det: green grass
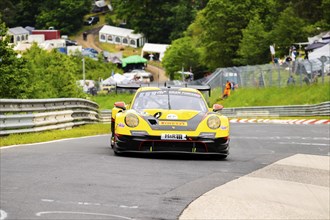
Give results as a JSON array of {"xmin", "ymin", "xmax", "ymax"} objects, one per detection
[
  {"xmin": 91, "ymin": 93, "xmax": 135, "ymax": 110},
  {"xmin": 216, "ymin": 83, "xmax": 330, "ymax": 107},
  {"xmin": 0, "ymin": 124, "xmax": 110, "ymax": 147},
  {"xmin": 93, "ymin": 83, "xmax": 330, "ymax": 110}
]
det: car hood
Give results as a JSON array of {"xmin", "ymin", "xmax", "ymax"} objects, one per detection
[
  {"xmin": 138, "ymin": 109, "xmax": 204, "ymax": 120},
  {"xmin": 133, "ymin": 109, "xmax": 207, "ymax": 131}
]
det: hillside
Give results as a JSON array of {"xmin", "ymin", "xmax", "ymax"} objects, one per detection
[{"xmin": 73, "ymin": 24, "xmax": 169, "ymax": 82}]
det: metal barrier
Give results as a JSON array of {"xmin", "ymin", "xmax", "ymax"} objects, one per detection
[
  {"xmin": 0, "ymin": 98, "xmax": 100, "ymax": 135},
  {"xmin": 1, "ymin": 98, "xmax": 328, "ymax": 136}
]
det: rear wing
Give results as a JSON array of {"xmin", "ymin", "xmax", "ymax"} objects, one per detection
[{"xmin": 113, "ymin": 83, "xmax": 211, "ymax": 96}]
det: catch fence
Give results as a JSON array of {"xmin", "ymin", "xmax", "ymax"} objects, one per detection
[{"xmin": 202, "ymin": 56, "xmax": 330, "ymax": 90}]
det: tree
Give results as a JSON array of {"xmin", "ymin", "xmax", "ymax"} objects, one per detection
[
  {"xmin": 0, "ymin": 0, "xmax": 17, "ymax": 27},
  {"xmin": 23, "ymin": 45, "xmax": 85, "ymax": 98},
  {"xmin": 194, "ymin": 0, "xmax": 253, "ymax": 69},
  {"xmin": 321, "ymin": 0, "xmax": 330, "ymax": 30},
  {"xmin": 236, "ymin": 15, "xmax": 270, "ymax": 65},
  {"xmin": 13, "ymin": 0, "xmax": 44, "ymax": 27},
  {"xmin": 36, "ymin": 0, "xmax": 91, "ymax": 34},
  {"xmin": 0, "ymin": 19, "xmax": 32, "ymax": 98},
  {"xmin": 167, "ymin": 0, "xmax": 205, "ymax": 41},
  {"xmin": 270, "ymin": 6, "xmax": 307, "ymax": 57},
  {"xmin": 113, "ymin": 0, "xmax": 176, "ymax": 43},
  {"xmin": 162, "ymin": 36, "xmax": 202, "ymax": 79},
  {"xmin": 112, "ymin": 0, "xmax": 209, "ymax": 43}
]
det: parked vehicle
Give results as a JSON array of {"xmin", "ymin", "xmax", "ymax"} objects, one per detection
[
  {"xmin": 84, "ymin": 48, "xmax": 98, "ymax": 54},
  {"xmin": 84, "ymin": 16, "xmax": 100, "ymax": 25},
  {"xmin": 65, "ymin": 39, "xmax": 78, "ymax": 46},
  {"xmin": 131, "ymin": 69, "xmax": 154, "ymax": 82}
]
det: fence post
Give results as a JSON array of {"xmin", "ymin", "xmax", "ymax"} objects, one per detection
[
  {"xmin": 307, "ymin": 59, "xmax": 313, "ymax": 84},
  {"xmin": 277, "ymin": 63, "xmax": 281, "ymax": 87},
  {"xmin": 299, "ymin": 60, "xmax": 303, "ymax": 86},
  {"xmin": 319, "ymin": 56, "xmax": 327, "ymax": 85},
  {"xmin": 269, "ymin": 68, "xmax": 272, "ymax": 87}
]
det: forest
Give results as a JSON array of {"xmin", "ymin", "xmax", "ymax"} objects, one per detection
[{"xmin": 1, "ymin": 0, "xmax": 329, "ymax": 98}]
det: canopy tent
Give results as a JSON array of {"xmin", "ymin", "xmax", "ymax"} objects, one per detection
[
  {"xmin": 121, "ymin": 55, "xmax": 147, "ymax": 67},
  {"xmin": 99, "ymin": 25, "xmax": 146, "ymax": 48},
  {"xmin": 305, "ymin": 42, "xmax": 327, "ymax": 51},
  {"xmin": 141, "ymin": 43, "xmax": 170, "ymax": 61},
  {"xmin": 102, "ymin": 76, "xmax": 116, "ymax": 85},
  {"xmin": 308, "ymin": 43, "xmax": 330, "ymax": 60}
]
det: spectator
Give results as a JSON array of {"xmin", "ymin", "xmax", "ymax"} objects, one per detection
[
  {"xmin": 231, "ymin": 81, "xmax": 237, "ymax": 90},
  {"xmin": 221, "ymin": 80, "xmax": 231, "ymax": 99},
  {"xmin": 304, "ymin": 50, "xmax": 309, "ymax": 60}
]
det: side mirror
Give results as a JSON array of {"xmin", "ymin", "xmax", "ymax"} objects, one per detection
[
  {"xmin": 114, "ymin": 101, "xmax": 126, "ymax": 110},
  {"xmin": 213, "ymin": 104, "xmax": 223, "ymax": 112}
]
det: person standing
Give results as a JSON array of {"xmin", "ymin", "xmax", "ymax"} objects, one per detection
[{"xmin": 221, "ymin": 80, "xmax": 231, "ymax": 99}]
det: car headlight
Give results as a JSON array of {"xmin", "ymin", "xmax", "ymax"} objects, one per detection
[
  {"xmin": 207, "ymin": 116, "xmax": 221, "ymax": 129},
  {"xmin": 125, "ymin": 113, "xmax": 139, "ymax": 128}
]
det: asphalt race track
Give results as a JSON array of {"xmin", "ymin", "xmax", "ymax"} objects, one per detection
[{"xmin": 1, "ymin": 123, "xmax": 329, "ymax": 220}]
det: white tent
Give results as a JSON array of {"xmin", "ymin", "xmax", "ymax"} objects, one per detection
[
  {"xmin": 141, "ymin": 43, "xmax": 170, "ymax": 61},
  {"xmin": 102, "ymin": 73, "xmax": 134, "ymax": 85},
  {"xmin": 102, "ymin": 76, "xmax": 116, "ymax": 85},
  {"xmin": 7, "ymin": 27, "xmax": 29, "ymax": 44},
  {"xmin": 308, "ymin": 43, "xmax": 330, "ymax": 60},
  {"xmin": 99, "ymin": 25, "xmax": 146, "ymax": 48}
]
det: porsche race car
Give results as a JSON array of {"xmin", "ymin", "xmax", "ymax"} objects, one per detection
[{"xmin": 110, "ymin": 86, "xmax": 230, "ymax": 157}]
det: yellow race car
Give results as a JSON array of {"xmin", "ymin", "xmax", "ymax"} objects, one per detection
[{"xmin": 110, "ymin": 86, "xmax": 230, "ymax": 158}]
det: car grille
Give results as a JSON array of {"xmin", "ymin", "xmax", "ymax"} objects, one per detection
[{"xmin": 139, "ymin": 140, "xmax": 207, "ymax": 152}]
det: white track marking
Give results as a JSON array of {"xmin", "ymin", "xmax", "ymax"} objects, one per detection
[
  {"xmin": 0, "ymin": 210, "xmax": 8, "ymax": 220},
  {"xmin": 35, "ymin": 211, "xmax": 135, "ymax": 219},
  {"xmin": 41, "ymin": 198, "xmax": 138, "ymax": 209},
  {"xmin": 0, "ymin": 134, "xmax": 109, "ymax": 150},
  {"xmin": 278, "ymin": 142, "xmax": 329, "ymax": 146}
]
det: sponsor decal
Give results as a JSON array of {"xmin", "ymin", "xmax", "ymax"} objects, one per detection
[
  {"xmin": 220, "ymin": 125, "xmax": 227, "ymax": 130},
  {"xmin": 159, "ymin": 121, "xmax": 187, "ymax": 126},
  {"xmin": 118, "ymin": 123, "xmax": 125, "ymax": 128},
  {"xmin": 161, "ymin": 133, "xmax": 187, "ymax": 140},
  {"xmin": 166, "ymin": 114, "xmax": 178, "ymax": 119}
]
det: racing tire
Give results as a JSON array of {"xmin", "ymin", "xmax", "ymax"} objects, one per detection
[{"xmin": 217, "ymin": 155, "xmax": 227, "ymax": 160}]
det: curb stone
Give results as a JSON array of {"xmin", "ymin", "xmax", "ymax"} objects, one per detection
[{"xmin": 230, "ymin": 118, "xmax": 330, "ymax": 124}]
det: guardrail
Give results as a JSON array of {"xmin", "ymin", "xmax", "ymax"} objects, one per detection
[
  {"xmin": 221, "ymin": 101, "xmax": 330, "ymax": 118},
  {"xmin": 1, "ymin": 98, "xmax": 329, "ymax": 136},
  {"xmin": 0, "ymin": 98, "xmax": 100, "ymax": 135}
]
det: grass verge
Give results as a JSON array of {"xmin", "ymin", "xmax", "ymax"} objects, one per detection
[
  {"xmin": 0, "ymin": 124, "xmax": 110, "ymax": 147},
  {"xmin": 214, "ymin": 83, "xmax": 330, "ymax": 107}
]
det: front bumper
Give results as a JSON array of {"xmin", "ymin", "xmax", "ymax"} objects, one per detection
[{"xmin": 113, "ymin": 134, "xmax": 230, "ymax": 155}]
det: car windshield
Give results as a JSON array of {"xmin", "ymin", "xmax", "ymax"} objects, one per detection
[{"xmin": 132, "ymin": 90, "xmax": 208, "ymax": 112}]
